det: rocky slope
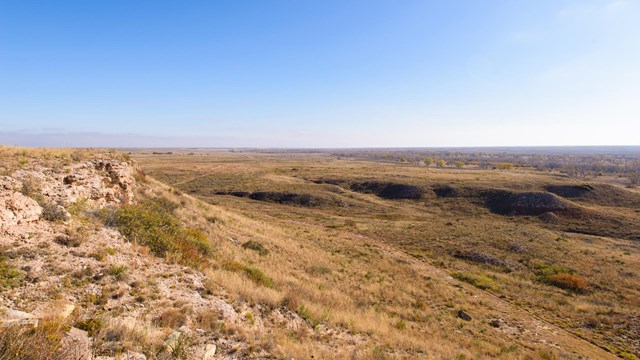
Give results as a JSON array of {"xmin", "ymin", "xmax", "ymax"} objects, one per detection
[{"xmin": 0, "ymin": 156, "xmax": 335, "ymax": 359}]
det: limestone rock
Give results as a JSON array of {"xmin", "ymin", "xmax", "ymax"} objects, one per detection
[
  {"xmin": 59, "ymin": 327, "xmax": 91, "ymax": 360},
  {"xmin": 0, "ymin": 307, "xmax": 39, "ymax": 327},
  {"xmin": 203, "ymin": 344, "xmax": 217, "ymax": 359},
  {"xmin": 0, "ymin": 191, "xmax": 42, "ymax": 228}
]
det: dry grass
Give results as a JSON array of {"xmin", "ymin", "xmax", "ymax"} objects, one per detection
[
  {"xmin": 130, "ymin": 150, "xmax": 639, "ymax": 358},
  {"xmin": 0, "ymin": 145, "xmax": 130, "ymax": 174}
]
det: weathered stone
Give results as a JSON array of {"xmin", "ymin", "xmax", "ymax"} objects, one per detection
[
  {"xmin": 457, "ymin": 309, "xmax": 472, "ymax": 321},
  {"xmin": 0, "ymin": 192, "xmax": 42, "ymax": 228},
  {"xmin": 0, "ymin": 307, "xmax": 39, "ymax": 327},
  {"xmin": 59, "ymin": 327, "xmax": 91, "ymax": 360},
  {"xmin": 203, "ymin": 343, "xmax": 217, "ymax": 359}
]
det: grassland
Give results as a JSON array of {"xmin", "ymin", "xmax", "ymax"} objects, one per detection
[{"xmin": 132, "ymin": 149, "xmax": 640, "ymax": 359}]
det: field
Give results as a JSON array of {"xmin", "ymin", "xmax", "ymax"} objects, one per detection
[{"xmin": 133, "ymin": 149, "xmax": 640, "ymax": 359}]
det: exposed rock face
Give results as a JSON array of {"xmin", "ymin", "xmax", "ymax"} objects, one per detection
[
  {"xmin": 485, "ymin": 191, "xmax": 577, "ymax": 216},
  {"xmin": 11, "ymin": 159, "xmax": 136, "ymax": 208},
  {"xmin": 0, "ymin": 307, "xmax": 39, "ymax": 327},
  {"xmin": 0, "ymin": 156, "xmax": 361, "ymax": 359},
  {"xmin": 1, "ymin": 160, "xmax": 135, "ymax": 234},
  {"xmin": 0, "ymin": 190, "xmax": 42, "ymax": 228},
  {"xmin": 350, "ymin": 181, "xmax": 424, "ymax": 200},
  {"xmin": 546, "ymin": 183, "xmax": 640, "ymax": 208}
]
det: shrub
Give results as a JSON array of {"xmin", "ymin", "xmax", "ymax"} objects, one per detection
[
  {"xmin": 452, "ymin": 271, "xmax": 499, "ymax": 291},
  {"xmin": 109, "ymin": 264, "xmax": 128, "ymax": 281},
  {"xmin": 74, "ymin": 317, "xmax": 103, "ymax": 336},
  {"xmin": 298, "ymin": 305, "xmax": 322, "ymax": 328},
  {"xmin": 97, "ymin": 197, "xmax": 212, "ymax": 265},
  {"xmin": 0, "ymin": 256, "xmax": 23, "ymax": 289},
  {"xmin": 534, "ymin": 263, "xmax": 573, "ymax": 279},
  {"xmin": 41, "ymin": 202, "xmax": 69, "ymax": 222},
  {"xmin": 221, "ymin": 260, "xmax": 274, "ymax": 288},
  {"xmin": 394, "ymin": 319, "xmax": 407, "ymax": 330},
  {"xmin": 242, "ymin": 240, "xmax": 269, "ymax": 256},
  {"xmin": 547, "ymin": 273, "xmax": 587, "ymax": 292},
  {"xmin": 0, "ymin": 318, "xmax": 68, "ymax": 359},
  {"xmin": 54, "ymin": 226, "xmax": 86, "ymax": 247},
  {"xmin": 244, "ymin": 266, "xmax": 273, "ymax": 288},
  {"xmin": 154, "ymin": 308, "xmax": 187, "ymax": 329},
  {"xmin": 20, "ymin": 177, "xmax": 42, "ymax": 199}
]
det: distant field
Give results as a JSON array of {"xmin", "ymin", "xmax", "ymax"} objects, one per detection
[{"xmin": 134, "ymin": 149, "xmax": 640, "ymax": 359}]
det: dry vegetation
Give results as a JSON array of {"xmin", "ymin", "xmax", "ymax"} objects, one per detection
[
  {"xmin": 2, "ymin": 146, "xmax": 638, "ymax": 359},
  {"xmin": 132, "ymin": 149, "xmax": 640, "ymax": 359}
]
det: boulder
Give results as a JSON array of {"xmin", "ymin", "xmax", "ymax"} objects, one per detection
[
  {"xmin": 457, "ymin": 309, "xmax": 472, "ymax": 321},
  {"xmin": 0, "ymin": 192, "xmax": 42, "ymax": 228},
  {"xmin": 203, "ymin": 344, "xmax": 217, "ymax": 359},
  {"xmin": 0, "ymin": 307, "xmax": 39, "ymax": 327},
  {"xmin": 59, "ymin": 327, "xmax": 91, "ymax": 360}
]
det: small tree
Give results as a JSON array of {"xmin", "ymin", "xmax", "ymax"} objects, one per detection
[
  {"xmin": 479, "ymin": 162, "xmax": 493, "ymax": 170},
  {"xmin": 424, "ymin": 158, "xmax": 435, "ymax": 167},
  {"xmin": 454, "ymin": 161, "xmax": 465, "ymax": 168},
  {"xmin": 436, "ymin": 159, "xmax": 447, "ymax": 167}
]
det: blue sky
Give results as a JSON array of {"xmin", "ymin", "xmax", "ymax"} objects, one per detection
[{"xmin": 1, "ymin": 0, "xmax": 639, "ymax": 147}]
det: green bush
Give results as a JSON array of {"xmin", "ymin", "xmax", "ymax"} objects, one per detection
[
  {"xmin": 109, "ymin": 264, "xmax": 128, "ymax": 281},
  {"xmin": 221, "ymin": 260, "xmax": 274, "ymax": 288},
  {"xmin": 534, "ymin": 263, "xmax": 573, "ymax": 279},
  {"xmin": 0, "ymin": 256, "xmax": 23, "ymax": 289},
  {"xmin": 452, "ymin": 271, "xmax": 499, "ymax": 291},
  {"xmin": 74, "ymin": 317, "xmax": 103, "ymax": 336},
  {"xmin": 532, "ymin": 263, "xmax": 588, "ymax": 292},
  {"xmin": 241, "ymin": 240, "xmax": 269, "ymax": 256},
  {"xmin": 97, "ymin": 197, "xmax": 212, "ymax": 265},
  {"xmin": 244, "ymin": 266, "xmax": 273, "ymax": 288}
]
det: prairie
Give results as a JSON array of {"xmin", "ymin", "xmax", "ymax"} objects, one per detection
[{"xmin": 132, "ymin": 149, "xmax": 640, "ymax": 359}]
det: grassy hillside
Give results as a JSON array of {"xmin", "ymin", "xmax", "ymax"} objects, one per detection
[{"xmin": 133, "ymin": 150, "xmax": 640, "ymax": 359}]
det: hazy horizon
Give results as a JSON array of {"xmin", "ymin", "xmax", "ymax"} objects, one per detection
[{"xmin": 1, "ymin": 1, "xmax": 639, "ymax": 148}]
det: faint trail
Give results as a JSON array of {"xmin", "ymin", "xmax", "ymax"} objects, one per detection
[{"xmin": 171, "ymin": 165, "xmax": 222, "ymax": 187}]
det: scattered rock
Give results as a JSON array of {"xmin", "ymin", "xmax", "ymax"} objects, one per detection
[
  {"xmin": 203, "ymin": 344, "xmax": 217, "ymax": 359},
  {"xmin": 0, "ymin": 307, "xmax": 39, "ymax": 327},
  {"xmin": 489, "ymin": 319, "xmax": 502, "ymax": 328},
  {"xmin": 59, "ymin": 327, "xmax": 91, "ymax": 360},
  {"xmin": 457, "ymin": 309, "xmax": 472, "ymax": 321},
  {"xmin": 121, "ymin": 351, "xmax": 146, "ymax": 360}
]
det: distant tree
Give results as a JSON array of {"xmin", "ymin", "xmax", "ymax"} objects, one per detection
[
  {"xmin": 454, "ymin": 161, "xmax": 465, "ymax": 168},
  {"xmin": 436, "ymin": 159, "xmax": 447, "ymax": 167},
  {"xmin": 424, "ymin": 157, "xmax": 435, "ymax": 167},
  {"xmin": 479, "ymin": 162, "xmax": 494, "ymax": 170},
  {"xmin": 497, "ymin": 162, "xmax": 513, "ymax": 170},
  {"xmin": 629, "ymin": 172, "xmax": 640, "ymax": 185}
]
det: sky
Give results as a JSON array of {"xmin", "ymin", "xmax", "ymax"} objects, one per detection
[{"xmin": 1, "ymin": 0, "xmax": 639, "ymax": 148}]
